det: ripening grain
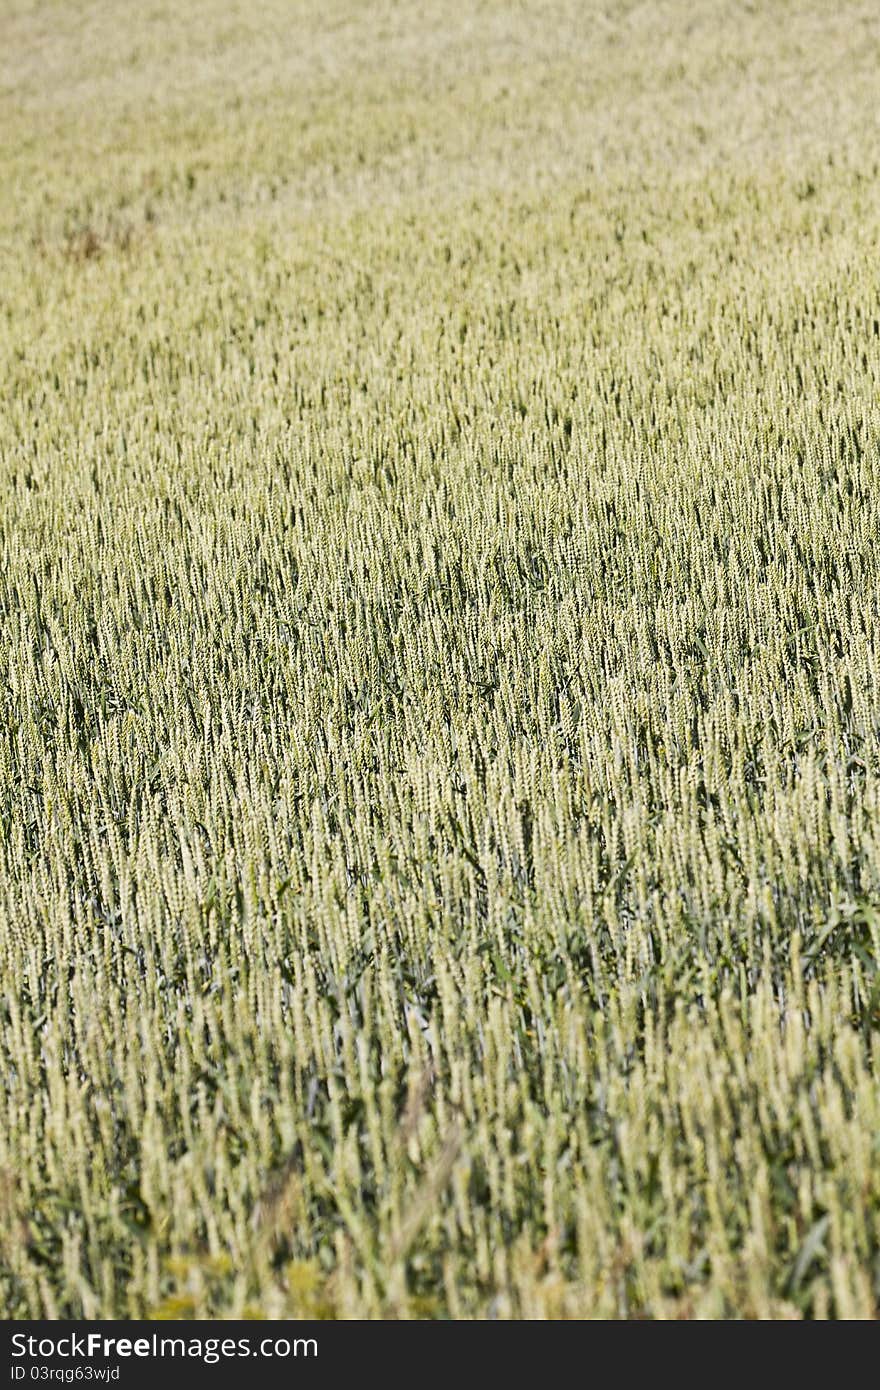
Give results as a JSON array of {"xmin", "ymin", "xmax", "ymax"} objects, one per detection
[{"xmin": 1, "ymin": 0, "xmax": 879, "ymax": 1319}]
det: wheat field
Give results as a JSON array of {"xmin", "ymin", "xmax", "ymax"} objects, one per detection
[{"xmin": 1, "ymin": 0, "xmax": 880, "ymax": 1319}]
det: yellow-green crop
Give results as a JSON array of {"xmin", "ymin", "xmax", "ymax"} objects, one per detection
[{"xmin": 1, "ymin": 0, "xmax": 879, "ymax": 1319}]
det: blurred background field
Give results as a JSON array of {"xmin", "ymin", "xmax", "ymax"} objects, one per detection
[{"xmin": 1, "ymin": 1, "xmax": 880, "ymax": 1318}]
